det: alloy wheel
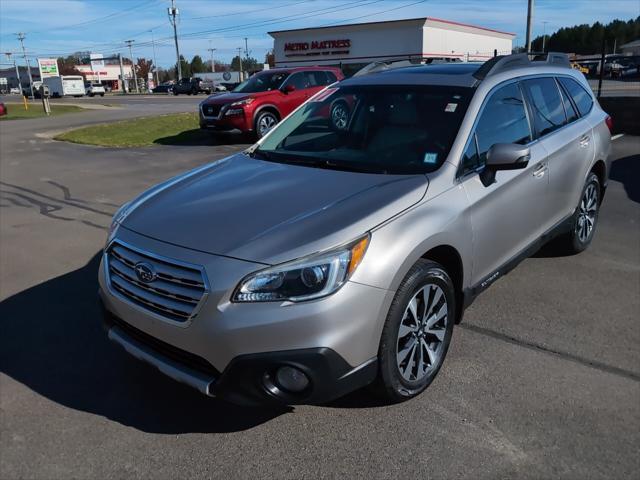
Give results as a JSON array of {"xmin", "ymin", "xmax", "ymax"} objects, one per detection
[
  {"xmin": 396, "ymin": 283, "xmax": 448, "ymax": 382},
  {"xmin": 258, "ymin": 114, "xmax": 277, "ymax": 136},
  {"xmin": 577, "ymin": 182, "xmax": 598, "ymax": 243},
  {"xmin": 331, "ymin": 104, "xmax": 349, "ymax": 130}
]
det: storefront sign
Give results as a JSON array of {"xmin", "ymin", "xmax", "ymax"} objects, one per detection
[
  {"xmin": 37, "ymin": 58, "xmax": 59, "ymax": 78},
  {"xmin": 284, "ymin": 39, "xmax": 350, "ymax": 57}
]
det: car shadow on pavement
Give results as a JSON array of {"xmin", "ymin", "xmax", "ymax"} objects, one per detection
[
  {"xmin": 609, "ymin": 152, "xmax": 640, "ymax": 204},
  {"xmin": 154, "ymin": 130, "xmax": 253, "ymax": 147},
  {"xmin": 0, "ymin": 253, "xmax": 290, "ymax": 434}
]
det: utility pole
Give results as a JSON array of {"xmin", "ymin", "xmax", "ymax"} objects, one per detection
[
  {"xmin": 125, "ymin": 40, "xmax": 139, "ymax": 93},
  {"xmin": 237, "ymin": 47, "xmax": 243, "ymax": 81},
  {"xmin": 150, "ymin": 29, "xmax": 160, "ymax": 87},
  {"xmin": 118, "ymin": 53, "xmax": 126, "ymax": 95},
  {"xmin": 541, "ymin": 21, "xmax": 549, "ymax": 53},
  {"xmin": 525, "ymin": 0, "xmax": 534, "ymax": 53},
  {"xmin": 5, "ymin": 52, "xmax": 23, "ymax": 95},
  {"xmin": 16, "ymin": 33, "xmax": 34, "ymax": 99},
  {"xmin": 168, "ymin": 0, "xmax": 182, "ymax": 80},
  {"xmin": 207, "ymin": 46, "xmax": 216, "ymax": 72}
]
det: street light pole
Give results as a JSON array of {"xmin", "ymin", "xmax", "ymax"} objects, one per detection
[
  {"xmin": 237, "ymin": 47, "xmax": 243, "ymax": 81},
  {"xmin": 208, "ymin": 46, "xmax": 216, "ymax": 72},
  {"xmin": 5, "ymin": 52, "xmax": 23, "ymax": 94},
  {"xmin": 125, "ymin": 40, "xmax": 139, "ymax": 93},
  {"xmin": 16, "ymin": 33, "xmax": 34, "ymax": 99},
  {"xmin": 525, "ymin": 0, "xmax": 534, "ymax": 53},
  {"xmin": 542, "ymin": 21, "xmax": 549, "ymax": 53},
  {"xmin": 168, "ymin": 0, "xmax": 182, "ymax": 80},
  {"xmin": 150, "ymin": 29, "xmax": 160, "ymax": 87}
]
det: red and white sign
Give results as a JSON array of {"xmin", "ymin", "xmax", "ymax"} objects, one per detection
[{"xmin": 284, "ymin": 39, "xmax": 350, "ymax": 57}]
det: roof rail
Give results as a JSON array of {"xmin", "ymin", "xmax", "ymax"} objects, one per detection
[
  {"xmin": 473, "ymin": 52, "xmax": 571, "ymax": 81},
  {"xmin": 352, "ymin": 59, "xmax": 414, "ymax": 77}
]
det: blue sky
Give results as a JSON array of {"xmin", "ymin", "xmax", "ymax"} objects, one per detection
[{"xmin": 1, "ymin": 0, "xmax": 638, "ymax": 69}]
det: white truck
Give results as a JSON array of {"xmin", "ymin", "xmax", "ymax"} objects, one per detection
[{"xmin": 43, "ymin": 75, "xmax": 85, "ymax": 97}]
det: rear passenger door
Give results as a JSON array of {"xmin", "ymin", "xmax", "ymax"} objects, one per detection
[
  {"xmin": 522, "ymin": 77, "xmax": 595, "ymax": 226},
  {"xmin": 460, "ymin": 81, "xmax": 549, "ymax": 286}
]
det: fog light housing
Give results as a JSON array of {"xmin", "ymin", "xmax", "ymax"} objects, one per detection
[{"xmin": 275, "ymin": 366, "xmax": 310, "ymax": 393}]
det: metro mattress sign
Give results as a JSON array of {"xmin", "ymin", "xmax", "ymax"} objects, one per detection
[{"xmin": 284, "ymin": 39, "xmax": 350, "ymax": 57}]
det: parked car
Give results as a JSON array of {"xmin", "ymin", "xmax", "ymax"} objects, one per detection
[
  {"xmin": 0, "ymin": 102, "xmax": 6, "ymax": 117},
  {"xmin": 100, "ymin": 53, "xmax": 611, "ymax": 406},
  {"xmin": 22, "ymin": 81, "xmax": 43, "ymax": 97},
  {"xmin": 9, "ymin": 87, "xmax": 21, "ymax": 95},
  {"xmin": 198, "ymin": 66, "xmax": 344, "ymax": 138},
  {"xmin": 171, "ymin": 77, "xmax": 209, "ymax": 95},
  {"xmin": 151, "ymin": 81, "xmax": 174, "ymax": 94},
  {"xmin": 85, "ymin": 82, "xmax": 106, "ymax": 97}
]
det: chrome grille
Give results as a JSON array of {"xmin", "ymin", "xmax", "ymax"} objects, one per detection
[{"xmin": 106, "ymin": 241, "xmax": 208, "ymax": 323}]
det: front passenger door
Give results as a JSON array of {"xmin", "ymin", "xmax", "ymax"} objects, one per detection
[{"xmin": 460, "ymin": 81, "xmax": 549, "ymax": 286}]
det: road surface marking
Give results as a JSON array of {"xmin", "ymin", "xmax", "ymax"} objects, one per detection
[{"xmin": 611, "ymin": 134, "xmax": 624, "ymax": 141}]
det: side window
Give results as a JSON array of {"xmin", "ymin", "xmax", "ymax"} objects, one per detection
[
  {"xmin": 285, "ymin": 72, "xmax": 308, "ymax": 90},
  {"xmin": 304, "ymin": 71, "xmax": 325, "ymax": 87},
  {"xmin": 557, "ymin": 79, "xmax": 578, "ymax": 123},
  {"xmin": 558, "ymin": 77, "xmax": 594, "ymax": 117},
  {"xmin": 461, "ymin": 134, "xmax": 480, "ymax": 172},
  {"xmin": 522, "ymin": 77, "xmax": 567, "ymax": 136},
  {"xmin": 473, "ymin": 82, "xmax": 532, "ymax": 167},
  {"xmin": 325, "ymin": 71, "xmax": 338, "ymax": 83}
]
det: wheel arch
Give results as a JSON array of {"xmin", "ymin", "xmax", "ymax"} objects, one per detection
[
  {"xmin": 254, "ymin": 104, "xmax": 281, "ymax": 123},
  {"xmin": 421, "ymin": 245, "xmax": 465, "ymax": 324},
  {"xmin": 590, "ymin": 159, "xmax": 607, "ymax": 201}
]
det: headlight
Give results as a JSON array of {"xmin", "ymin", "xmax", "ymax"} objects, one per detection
[
  {"xmin": 233, "ymin": 234, "xmax": 370, "ymax": 303},
  {"xmin": 230, "ymin": 98, "xmax": 255, "ymax": 107}
]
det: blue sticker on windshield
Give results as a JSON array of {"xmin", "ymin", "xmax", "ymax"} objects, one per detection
[{"xmin": 423, "ymin": 153, "xmax": 438, "ymax": 165}]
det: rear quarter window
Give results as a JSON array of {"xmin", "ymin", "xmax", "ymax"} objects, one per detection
[{"xmin": 558, "ymin": 77, "xmax": 594, "ymax": 117}]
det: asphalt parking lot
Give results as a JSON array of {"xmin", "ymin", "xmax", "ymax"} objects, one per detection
[{"xmin": 1, "ymin": 96, "xmax": 638, "ymax": 479}]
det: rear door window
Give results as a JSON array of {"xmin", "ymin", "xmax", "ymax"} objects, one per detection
[
  {"xmin": 522, "ymin": 78, "xmax": 567, "ymax": 136},
  {"xmin": 472, "ymin": 82, "xmax": 532, "ymax": 168},
  {"xmin": 557, "ymin": 78, "xmax": 579, "ymax": 123},
  {"xmin": 558, "ymin": 77, "xmax": 594, "ymax": 117}
]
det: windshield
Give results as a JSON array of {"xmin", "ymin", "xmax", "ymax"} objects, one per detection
[
  {"xmin": 233, "ymin": 71, "xmax": 289, "ymax": 93},
  {"xmin": 255, "ymin": 85, "xmax": 472, "ymax": 174}
]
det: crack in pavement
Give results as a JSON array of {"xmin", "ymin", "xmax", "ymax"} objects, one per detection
[{"xmin": 460, "ymin": 322, "xmax": 640, "ymax": 382}]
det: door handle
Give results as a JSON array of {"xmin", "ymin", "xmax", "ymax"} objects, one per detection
[
  {"xmin": 533, "ymin": 162, "xmax": 547, "ymax": 178},
  {"xmin": 579, "ymin": 135, "xmax": 590, "ymax": 148}
]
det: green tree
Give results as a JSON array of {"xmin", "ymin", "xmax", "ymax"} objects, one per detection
[
  {"xmin": 531, "ymin": 16, "xmax": 639, "ymax": 54},
  {"xmin": 231, "ymin": 55, "xmax": 260, "ymax": 72},
  {"xmin": 190, "ymin": 55, "xmax": 206, "ymax": 73},
  {"xmin": 176, "ymin": 55, "xmax": 191, "ymax": 78}
]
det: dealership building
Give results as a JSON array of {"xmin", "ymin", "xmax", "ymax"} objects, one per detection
[{"xmin": 269, "ymin": 17, "xmax": 515, "ymax": 75}]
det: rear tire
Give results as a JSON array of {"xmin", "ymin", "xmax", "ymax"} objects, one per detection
[
  {"xmin": 558, "ymin": 172, "xmax": 600, "ymax": 254},
  {"xmin": 371, "ymin": 259, "xmax": 455, "ymax": 403}
]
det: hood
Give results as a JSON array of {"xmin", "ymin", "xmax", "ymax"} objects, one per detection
[
  {"xmin": 202, "ymin": 90, "xmax": 273, "ymax": 105},
  {"xmin": 122, "ymin": 154, "xmax": 428, "ymax": 264}
]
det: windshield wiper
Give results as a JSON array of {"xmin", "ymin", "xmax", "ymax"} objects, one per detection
[{"xmin": 322, "ymin": 159, "xmax": 388, "ymax": 174}]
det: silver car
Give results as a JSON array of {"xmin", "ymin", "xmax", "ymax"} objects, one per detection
[{"xmin": 99, "ymin": 53, "xmax": 612, "ymax": 405}]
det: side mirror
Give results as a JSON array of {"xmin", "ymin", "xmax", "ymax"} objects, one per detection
[
  {"xmin": 480, "ymin": 143, "xmax": 531, "ymax": 186},
  {"xmin": 282, "ymin": 84, "xmax": 296, "ymax": 94}
]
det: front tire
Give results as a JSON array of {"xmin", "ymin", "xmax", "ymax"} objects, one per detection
[
  {"xmin": 255, "ymin": 111, "xmax": 278, "ymax": 139},
  {"xmin": 372, "ymin": 259, "xmax": 455, "ymax": 403},
  {"xmin": 559, "ymin": 172, "xmax": 601, "ymax": 254}
]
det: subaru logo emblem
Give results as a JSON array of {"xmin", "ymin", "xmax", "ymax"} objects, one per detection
[{"xmin": 134, "ymin": 262, "xmax": 157, "ymax": 283}]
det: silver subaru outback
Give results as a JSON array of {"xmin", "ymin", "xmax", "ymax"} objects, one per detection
[{"xmin": 99, "ymin": 53, "xmax": 612, "ymax": 405}]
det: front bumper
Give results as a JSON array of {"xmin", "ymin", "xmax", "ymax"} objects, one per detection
[
  {"xmin": 99, "ymin": 227, "xmax": 392, "ymax": 405},
  {"xmin": 199, "ymin": 110, "xmax": 251, "ymax": 132}
]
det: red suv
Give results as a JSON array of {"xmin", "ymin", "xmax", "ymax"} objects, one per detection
[{"xmin": 198, "ymin": 66, "xmax": 344, "ymax": 138}]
